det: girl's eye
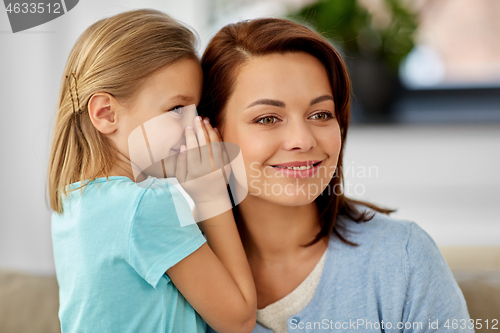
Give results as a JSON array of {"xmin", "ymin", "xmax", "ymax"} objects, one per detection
[
  {"xmin": 310, "ymin": 111, "xmax": 333, "ymax": 120},
  {"xmin": 256, "ymin": 116, "xmax": 279, "ymax": 125},
  {"xmin": 169, "ymin": 105, "xmax": 184, "ymax": 114}
]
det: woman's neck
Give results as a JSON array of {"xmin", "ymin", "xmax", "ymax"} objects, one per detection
[{"xmin": 236, "ymin": 194, "xmax": 325, "ymax": 264}]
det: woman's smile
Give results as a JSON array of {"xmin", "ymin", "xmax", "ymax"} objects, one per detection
[{"xmin": 268, "ymin": 160, "xmax": 323, "ymax": 178}]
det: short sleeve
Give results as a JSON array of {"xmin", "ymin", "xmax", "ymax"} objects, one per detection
[
  {"xmin": 128, "ymin": 179, "xmax": 206, "ymax": 288},
  {"xmin": 402, "ymin": 222, "xmax": 474, "ymax": 332}
]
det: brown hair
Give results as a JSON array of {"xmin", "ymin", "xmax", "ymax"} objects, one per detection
[
  {"xmin": 48, "ymin": 9, "xmax": 198, "ymax": 213},
  {"xmin": 199, "ymin": 18, "xmax": 393, "ymax": 246}
]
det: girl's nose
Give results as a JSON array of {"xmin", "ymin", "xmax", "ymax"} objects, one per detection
[{"xmin": 282, "ymin": 119, "xmax": 316, "ymax": 152}]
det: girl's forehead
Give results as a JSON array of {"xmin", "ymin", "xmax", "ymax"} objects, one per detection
[{"xmin": 136, "ymin": 59, "xmax": 202, "ymax": 98}]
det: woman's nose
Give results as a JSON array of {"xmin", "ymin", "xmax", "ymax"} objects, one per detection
[{"xmin": 283, "ymin": 119, "xmax": 316, "ymax": 152}]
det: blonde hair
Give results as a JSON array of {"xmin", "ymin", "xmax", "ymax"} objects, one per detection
[{"xmin": 48, "ymin": 9, "xmax": 198, "ymax": 213}]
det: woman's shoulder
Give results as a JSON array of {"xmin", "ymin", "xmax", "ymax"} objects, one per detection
[
  {"xmin": 331, "ymin": 205, "xmax": 443, "ymax": 271},
  {"xmin": 335, "ymin": 206, "xmax": 421, "ymax": 248}
]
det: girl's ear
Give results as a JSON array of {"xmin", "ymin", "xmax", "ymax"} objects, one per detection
[{"xmin": 88, "ymin": 93, "xmax": 118, "ymax": 134}]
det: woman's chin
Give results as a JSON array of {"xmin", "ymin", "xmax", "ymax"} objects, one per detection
[
  {"xmin": 246, "ymin": 177, "xmax": 331, "ymax": 207},
  {"xmin": 248, "ymin": 192, "xmax": 320, "ymax": 207}
]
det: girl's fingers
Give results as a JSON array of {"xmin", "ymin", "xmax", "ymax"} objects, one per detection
[
  {"xmin": 201, "ymin": 122, "xmax": 231, "ymax": 175},
  {"xmin": 184, "ymin": 117, "xmax": 230, "ymax": 180},
  {"xmin": 185, "ymin": 126, "xmax": 198, "ymax": 150},
  {"xmin": 175, "ymin": 145, "xmax": 187, "ymax": 182},
  {"xmin": 203, "ymin": 118, "xmax": 223, "ymax": 170},
  {"xmin": 213, "ymin": 127, "xmax": 230, "ymax": 170},
  {"xmin": 196, "ymin": 116, "xmax": 214, "ymax": 171},
  {"xmin": 185, "ymin": 126, "xmax": 201, "ymax": 168},
  {"xmin": 203, "ymin": 118, "xmax": 219, "ymax": 143},
  {"xmin": 194, "ymin": 116, "xmax": 208, "ymax": 146},
  {"xmin": 204, "ymin": 120, "xmax": 224, "ymax": 170},
  {"xmin": 163, "ymin": 149, "xmax": 177, "ymax": 178}
]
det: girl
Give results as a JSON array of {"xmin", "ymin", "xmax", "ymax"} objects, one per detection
[
  {"xmin": 200, "ymin": 18, "xmax": 473, "ymax": 332},
  {"xmin": 48, "ymin": 9, "xmax": 256, "ymax": 333}
]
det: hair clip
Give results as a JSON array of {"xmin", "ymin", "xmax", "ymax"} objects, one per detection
[{"xmin": 66, "ymin": 72, "xmax": 81, "ymax": 114}]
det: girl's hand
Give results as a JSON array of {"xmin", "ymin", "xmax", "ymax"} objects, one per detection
[{"xmin": 175, "ymin": 116, "xmax": 232, "ymax": 218}]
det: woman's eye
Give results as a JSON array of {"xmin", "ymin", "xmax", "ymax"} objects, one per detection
[
  {"xmin": 310, "ymin": 112, "xmax": 333, "ymax": 120},
  {"xmin": 257, "ymin": 116, "xmax": 279, "ymax": 125},
  {"xmin": 169, "ymin": 105, "xmax": 184, "ymax": 114}
]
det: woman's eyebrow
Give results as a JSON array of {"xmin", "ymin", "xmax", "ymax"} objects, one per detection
[
  {"xmin": 246, "ymin": 95, "xmax": 333, "ymax": 109},
  {"xmin": 310, "ymin": 94, "xmax": 334, "ymax": 106},
  {"xmin": 246, "ymin": 99, "xmax": 286, "ymax": 109}
]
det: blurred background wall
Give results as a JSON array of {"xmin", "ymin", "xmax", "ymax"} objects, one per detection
[{"xmin": 0, "ymin": 0, "xmax": 499, "ymax": 277}]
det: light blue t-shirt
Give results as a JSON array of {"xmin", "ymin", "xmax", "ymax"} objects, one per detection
[
  {"xmin": 209, "ymin": 210, "xmax": 473, "ymax": 332},
  {"xmin": 52, "ymin": 176, "xmax": 207, "ymax": 333}
]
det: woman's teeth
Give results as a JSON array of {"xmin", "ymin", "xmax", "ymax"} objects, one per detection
[{"xmin": 275, "ymin": 165, "xmax": 314, "ymax": 170}]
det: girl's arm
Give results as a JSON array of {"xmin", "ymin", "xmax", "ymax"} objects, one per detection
[
  {"xmin": 166, "ymin": 118, "xmax": 257, "ymax": 333},
  {"xmin": 167, "ymin": 211, "xmax": 256, "ymax": 333}
]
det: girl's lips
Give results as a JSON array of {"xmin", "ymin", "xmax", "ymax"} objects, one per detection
[{"xmin": 269, "ymin": 161, "xmax": 323, "ymax": 178}]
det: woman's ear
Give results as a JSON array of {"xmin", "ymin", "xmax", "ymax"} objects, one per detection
[{"xmin": 88, "ymin": 93, "xmax": 118, "ymax": 134}]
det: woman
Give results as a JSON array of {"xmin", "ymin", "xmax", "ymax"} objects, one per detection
[{"xmin": 200, "ymin": 18, "xmax": 472, "ymax": 333}]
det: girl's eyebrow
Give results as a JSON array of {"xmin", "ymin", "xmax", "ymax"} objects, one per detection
[
  {"xmin": 161, "ymin": 94, "xmax": 193, "ymax": 108},
  {"xmin": 246, "ymin": 94, "xmax": 334, "ymax": 109},
  {"xmin": 171, "ymin": 94, "xmax": 193, "ymax": 102},
  {"xmin": 160, "ymin": 94, "xmax": 194, "ymax": 108}
]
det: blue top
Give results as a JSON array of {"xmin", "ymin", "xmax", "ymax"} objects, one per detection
[
  {"xmin": 210, "ymin": 210, "xmax": 473, "ymax": 332},
  {"xmin": 52, "ymin": 176, "xmax": 207, "ymax": 333}
]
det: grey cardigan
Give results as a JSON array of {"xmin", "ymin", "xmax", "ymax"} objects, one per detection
[{"xmin": 208, "ymin": 211, "xmax": 473, "ymax": 332}]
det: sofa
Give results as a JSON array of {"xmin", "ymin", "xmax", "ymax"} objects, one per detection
[{"xmin": 1, "ymin": 247, "xmax": 499, "ymax": 333}]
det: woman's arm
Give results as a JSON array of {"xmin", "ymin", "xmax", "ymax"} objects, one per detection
[{"xmin": 402, "ymin": 222, "xmax": 473, "ymax": 332}]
